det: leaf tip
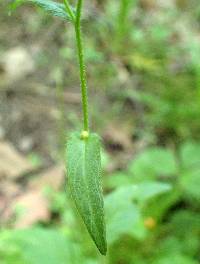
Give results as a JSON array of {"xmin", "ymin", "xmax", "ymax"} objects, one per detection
[{"xmin": 99, "ymin": 244, "xmax": 107, "ymax": 256}]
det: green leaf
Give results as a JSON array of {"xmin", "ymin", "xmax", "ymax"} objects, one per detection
[
  {"xmin": 128, "ymin": 147, "xmax": 177, "ymax": 181},
  {"xmin": 132, "ymin": 182, "xmax": 172, "ymax": 203},
  {"xmin": 105, "ymin": 182, "xmax": 171, "ymax": 244},
  {"xmin": 66, "ymin": 132, "xmax": 107, "ymax": 255},
  {"xmin": 10, "ymin": 0, "xmax": 74, "ymax": 21},
  {"xmin": 181, "ymin": 168, "xmax": 200, "ymax": 201},
  {"xmin": 180, "ymin": 141, "xmax": 200, "ymax": 170},
  {"xmin": 105, "ymin": 186, "xmax": 145, "ymax": 243},
  {"xmin": 0, "ymin": 228, "xmax": 82, "ymax": 264},
  {"xmin": 104, "ymin": 172, "xmax": 133, "ymax": 189}
]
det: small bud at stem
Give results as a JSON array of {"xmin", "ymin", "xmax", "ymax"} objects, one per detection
[{"xmin": 81, "ymin": 130, "xmax": 89, "ymax": 139}]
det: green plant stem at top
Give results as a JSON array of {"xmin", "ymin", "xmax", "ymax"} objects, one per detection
[
  {"xmin": 63, "ymin": 0, "xmax": 89, "ymax": 132},
  {"xmin": 75, "ymin": 0, "xmax": 89, "ymax": 132},
  {"xmin": 63, "ymin": 0, "xmax": 75, "ymax": 22}
]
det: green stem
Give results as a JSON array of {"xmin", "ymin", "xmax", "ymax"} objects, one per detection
[
  {"xmin": 63, "ymin": 0, "xmax": 75, "ymax": 23},
  {"xmin": 75, "ymin": 0, "xmax": 89, "ymax": 132}
]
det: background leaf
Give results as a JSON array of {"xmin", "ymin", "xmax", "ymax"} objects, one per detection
[
  {"xmin": 128, "ymin": 148, "xmax": 177, "ymax": 181},
  {"xmin": 180, "ymin": 169, "xmax": 200, "ymax": 201},
  {"xmin": 0, "ymin": 228, "xmax": 82, "ymax": 264},
  {"xmin": 10, "ymin": 0, "xmax": 74, "ymax": 21},
  {"xmin": 132, "ymin": 182, "xmax": 172, "ymax": 203},
  {"xmin": 105, "ymin": 186, "xmax": 145, "ymax": 243},
  {"xmin": 105, "ymin": 182, "xmax": 171, "ymax": 244},
  {"xmin": 180, "ymin": 141, "xmax": 200, "ymax": 170}
]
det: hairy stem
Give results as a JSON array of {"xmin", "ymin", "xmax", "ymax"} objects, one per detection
[
  {"xmin": 75, "ymin": 0, "xmax": 89, "ymax": 132},
  {"xmin": 63, "ymin": 0, "xmax": 75, "ymax": 22}
]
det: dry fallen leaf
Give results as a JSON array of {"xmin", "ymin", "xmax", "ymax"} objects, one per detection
[
  {"xmin": 0, "ymin": 181, "xmax": 21, "ymax": 224},
  {"xmin": 0, "ymin": 141, "xmax": 33, "ymax": 180},
  {"xmin": 14, "ymin": 190, "xmax": 50, "ymax": 228},
  {"xmin": 28, "ymin": 165, "xmax": 64, "ymax": 191}
]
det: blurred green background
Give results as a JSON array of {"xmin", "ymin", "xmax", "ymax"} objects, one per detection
[{"xmin": 0, "ymin": 0, "xmax": 200, "ymax": 263}]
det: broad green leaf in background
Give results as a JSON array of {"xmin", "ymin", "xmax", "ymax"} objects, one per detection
[
  {"xmin": 10, "ymin": 0, "xmax": 74, "ymax": 21},
  {"xmin": 132, "ymin": 182, "xmax": 172, "ymax": 203},
  {"xmin": 143, "ymin": 189, "xmax": 181, "ymax": 222},
  {"xmin": 180, "ymin": 168, "xmax": 200, "ymax": 201},
  {"xmin": 180, "ymin": 141, "xmax": 200, "ymax": 170},
  {"xmin": 105, "ymin": 185, "xmax": 144, "ymax": 243},
  {"xmin": 128, "ymin": 147, "xmax": 177, "ymax": 181},
  {"xmin": 104, "ymin": 172, "xmax": 133, "ymax": 189},
  {"xmin": 66, "ymin": 132, "xmax": 107, "ymax": 255},
  {"xmin": 0, "ymin": 228, "xmax": 82, "ymax": 264},
  {"xmin": 105, "ymin": 182, "xmax": 171, "ymax": 244}
]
